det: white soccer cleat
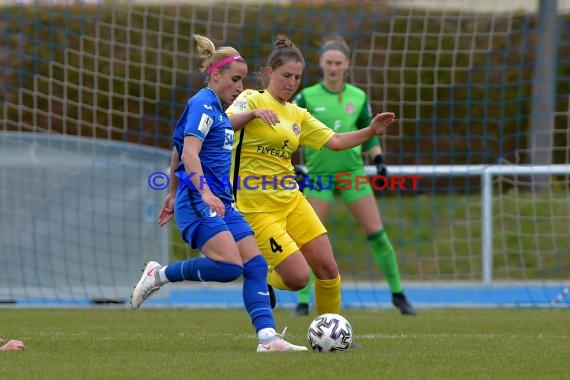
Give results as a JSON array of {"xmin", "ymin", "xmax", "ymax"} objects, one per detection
[
  {"xmin": 0, "ymin": 338, "xmax": 25, "ymax": 352},
  {"xmin": 256, "ymin": 327, "xmax": 308, "ymax": 352},
  {"xmin": 130, "ymin": 261, "xmax": 162, "ymax": 310}
]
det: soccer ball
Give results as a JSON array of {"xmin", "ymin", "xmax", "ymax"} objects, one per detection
[{"xmin": 307, "ymin": 313, "xmax": 353, "ymax": 352}]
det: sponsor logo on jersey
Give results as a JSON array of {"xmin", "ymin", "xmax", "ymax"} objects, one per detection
[
  {"xmin": 223, "ymin": 129, "xmax": 234, "ymax": 150},
  {"xmin": 333, "ymin": 120, "xmax": 342, "ymax": 131},
  {"xmin": 256, "ymin": 145, "xmax": 291, "ymax": 159}
]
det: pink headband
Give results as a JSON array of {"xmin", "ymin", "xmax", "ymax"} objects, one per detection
[{"xmin": 206, "ymin": 55, "xmax": 242, "ymax": 74}]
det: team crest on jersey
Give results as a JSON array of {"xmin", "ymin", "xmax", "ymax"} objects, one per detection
[
  {"xmin": 345, "ymin": 103, "xmax": 356, "ymax": 114},
  {"xmin": 292, "ymin": 123, "xmax": 301, "ymax": 136}
]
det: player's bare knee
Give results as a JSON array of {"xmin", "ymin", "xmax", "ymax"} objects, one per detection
[
  {"xmin": 313, "ymin": 262, "xmax": 339, "ymax": 280},
  {"xmin": 283, "ymin": 271, "xmax": 310, "ymax": 290}
]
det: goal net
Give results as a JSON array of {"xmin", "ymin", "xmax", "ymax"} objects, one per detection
[{"xmin": 1, "ymin": 0, "xmax": 569, "ymax": 308}]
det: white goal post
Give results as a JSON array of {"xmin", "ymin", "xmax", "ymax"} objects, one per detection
[{"xmin": 351, "ymin": 163, "xmax": 570, "ymax": 284}]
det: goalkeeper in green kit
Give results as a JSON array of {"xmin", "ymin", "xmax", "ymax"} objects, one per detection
[{"xmin": 292, "ymin": 34, "xmax": 416, "ymax": 316}]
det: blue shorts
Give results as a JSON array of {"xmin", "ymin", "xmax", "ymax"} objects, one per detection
[{"xmin": 174, "ymin": 187, "xmax": 253, "ymax": 250}]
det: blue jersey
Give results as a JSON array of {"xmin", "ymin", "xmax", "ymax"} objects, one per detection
[{"xmin": 173, "ymin": 87, "xmax": 235, "ymax": 204}]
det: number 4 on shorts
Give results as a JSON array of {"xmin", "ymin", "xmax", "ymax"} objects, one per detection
[{"xmin": 269, "ymin": 237, "xmax": 283, "ymax": 253}]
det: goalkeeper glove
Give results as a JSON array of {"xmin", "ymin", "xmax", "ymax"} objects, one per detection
[
  {"xmin": 374, "ymin": 154, "xmax": 388, "ymax": 177},
  {"xmin": 293, "ymin": 165, "xmax": 308, "ymax": 192}
]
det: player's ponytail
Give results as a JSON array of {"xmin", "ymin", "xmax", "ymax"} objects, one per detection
[
  {"xmin": 193, "ymin": 34, "xmax": 244, "ymax": 75},
  {"xmin": 274, "ymin": 34, "xmax": 294, "ymax": 50}
]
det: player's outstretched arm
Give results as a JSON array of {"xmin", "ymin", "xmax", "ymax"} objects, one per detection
[
  {"xmin": 369, "ymin": 112, "xmax": 396, "ymax": 135},
  {"xmin": 325, "ymin": 112, "xmax": 395, "ymax": 151}
]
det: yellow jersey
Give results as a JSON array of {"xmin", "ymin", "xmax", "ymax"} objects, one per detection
[{"xmin": 227, "ymin": 89, "xmax": 335, "ymax": 212}]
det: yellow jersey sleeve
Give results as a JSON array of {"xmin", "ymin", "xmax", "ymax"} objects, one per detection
[{"xmin": 297, "ymin": 107, "xmax": 335, "ymax": 151}]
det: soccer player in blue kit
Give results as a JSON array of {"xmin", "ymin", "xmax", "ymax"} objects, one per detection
[{"xmin": 130, "ymin": 34, "xmax": 306, "ymax": 352}]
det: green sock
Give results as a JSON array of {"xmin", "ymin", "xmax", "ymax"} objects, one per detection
[
  {"xmin": 367, "ymin": 230, "xmax": 403, "ymax": 293},
  {"xmin": 297, "ymin": 270, "xmax": 314, "ymax": 304}
]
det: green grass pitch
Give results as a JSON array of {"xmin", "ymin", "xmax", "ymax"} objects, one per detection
[{"xmin": 0, "ymin": 308, "xmax": 568, "ymax": 379}]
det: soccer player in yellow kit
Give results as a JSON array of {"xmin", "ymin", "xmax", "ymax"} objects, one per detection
[{"xmin": 227, "ymin": 35, "xmax": 396, "ymax": 315}]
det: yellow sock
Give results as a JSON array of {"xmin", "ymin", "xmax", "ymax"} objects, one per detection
[
  {"xmin": 314, "ymin": 274, "xmax": 341, "ymax": 314},
  {"xmin": 267, "ymin": 266, "xmax": 292, "ymax": 291}
]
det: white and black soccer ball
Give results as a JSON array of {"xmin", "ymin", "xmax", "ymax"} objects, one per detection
[{"xmin": 307, "ymin": 313, "xmax": 353, "ymax": 352}]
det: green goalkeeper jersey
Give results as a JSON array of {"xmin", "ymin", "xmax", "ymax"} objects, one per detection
[{"xmin": 293, "ymin": 82, "xmax": 379, "ymax": 175}]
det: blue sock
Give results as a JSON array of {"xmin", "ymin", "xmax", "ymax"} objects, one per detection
[
  {"xmin": 242, "ymin": 255, "xmax": 275, "ymax": 333},
  {"xmin": 164, "ymin": 256, "xmax": 243, "ymax": 283}
]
